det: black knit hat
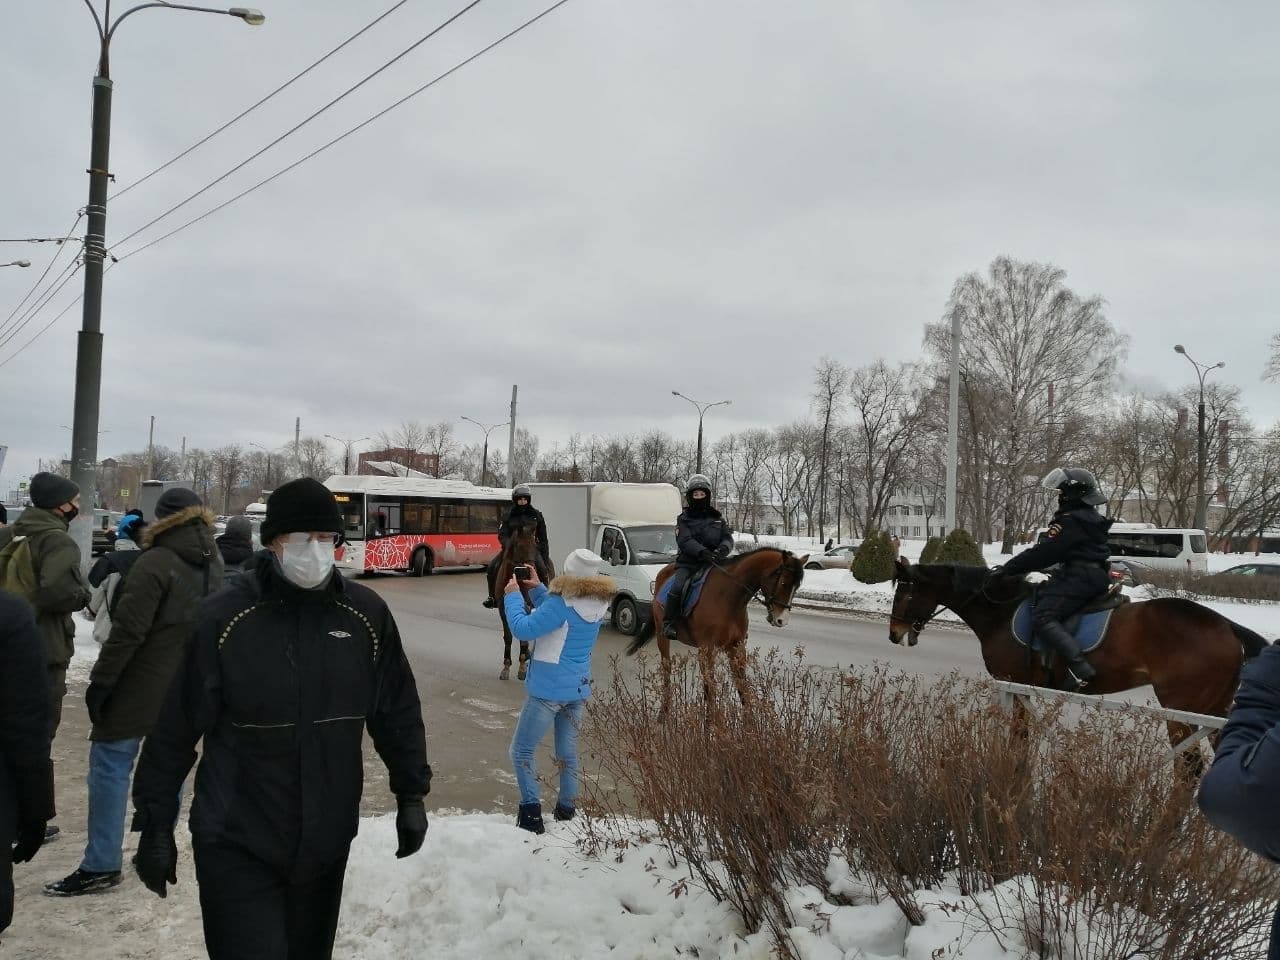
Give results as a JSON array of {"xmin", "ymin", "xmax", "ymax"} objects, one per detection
[
  {"xmin": 155, "ymin": 487, "xmax": 203, "ymax": 519},
  {"xmin": 30, "ymin": 472, "xmax": 80, "ymax": 510},
  {"xmin": 260, "ymin": 478, "xmax": 341, "ymax": 545}
]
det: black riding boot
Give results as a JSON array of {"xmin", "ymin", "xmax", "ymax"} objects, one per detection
[
  {"xmin": 1039, "ymin": 620, "xmax": 1097, "ymax": 691},
  {"xmin": 482, "ymin": 556, "xmax": 499, "ymax": 608},
  {"xmin": 662, "ymin": 592, "xmax": 681, "ymax": 641}
]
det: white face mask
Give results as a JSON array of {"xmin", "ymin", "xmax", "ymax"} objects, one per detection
[{"xmin": 280, "ymin": 537, "xmax": 335, "ymax": 589}]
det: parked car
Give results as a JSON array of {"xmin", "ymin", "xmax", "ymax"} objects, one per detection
[
  {"xmin": 805, "ymin": 543, "xmax": 861, "ymax": 570},
  {"xmin": 1216, "ymin": 562, "xmax": 1280, "ymax": 578},
  {"xmin": 91, "ymin": 509, "xmax": 118, "ymax": 557},
  {"xmin": 1108, "ymin": 559, "xmax": 1151, "ymax": 586}
]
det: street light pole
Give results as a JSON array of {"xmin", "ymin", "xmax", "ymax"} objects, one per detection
[
  {"xmin": 324, "ymin": 434, "xmax": 370, "ymax": 475},
  {"xmin": 1173, "ymin": 344, "xmax": 1226, "ymax": 531},
  {"xmin": 671, "ymin": 391, "xmax": 732, "ymax": 475},
  {"xmin": 0, "ymin": 260, "xmax": 32, "ymax": 269},
  {"xmin": 68, "ymin": 2, "xmax": 265, "ymax": 568},
  {"xmin": 461, "ymin": 417, "xmax": 509, "ymax": 487}
]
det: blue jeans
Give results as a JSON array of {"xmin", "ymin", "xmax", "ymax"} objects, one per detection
[
  {"xmin": 509, "ymin": 697, "xmax": 585, "ymax": 807},
  {"xmin": 81, "ymin": 738, "xmax": 143, "ymax": 873}
]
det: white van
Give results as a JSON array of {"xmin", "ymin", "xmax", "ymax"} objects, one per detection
[{"xmin": 1034, "ymin": 522, "xmax": 1209, "ymax": 572}]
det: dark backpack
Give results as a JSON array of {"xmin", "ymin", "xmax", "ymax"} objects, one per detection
[{"xmin": 0, "ymin": 534, "xmax": 40, "ymax": 605}]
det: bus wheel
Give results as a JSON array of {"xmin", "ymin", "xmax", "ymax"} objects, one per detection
[
  {"xmin": 612, "ymin": 596, "xmax": 640, "ymax": 637},
  {"xmin": 410, "ymin": 548, "xmax": 433, "ymax": 578}
]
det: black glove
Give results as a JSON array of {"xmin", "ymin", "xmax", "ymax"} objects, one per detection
[
  {"xmin": 134, "ymin": 824, "xmax": 178, "ymax": 898},
  {"xmin": 698, "ymin": 547, "xmax": 714, "ymax": 562},
  {"xmin": 395, "ymin": 796, "xmax": 428, "ymax": 859},
  {"xmin": 714, "ymin": 545, "xmax": 731, "ymax": 561},
  {"xmin": 11, "ymin": 821, "xmax": 46, "ymax": 864},
  {"xmin": 86, "ymin": 682, "xmax": 113, "ymax": 726}
]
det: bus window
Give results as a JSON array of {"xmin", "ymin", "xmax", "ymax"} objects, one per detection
[
  {"xmin": 469, "ymin": 502, "xmax": 502, "ymax": 533},
  {"xmin": 439, "ymin": 501, "xmax": 469, "ymax": 533},
  {"xmin": 403, "ymin": 502, "xmax": 436, "ymax": 535},
  {"xmin": 369, "ymin": 499, "xmax": 400, "ymax": 536},
  {"xmin": 334, "ymin": 493, "xmax": 366, "ymax": 541}
]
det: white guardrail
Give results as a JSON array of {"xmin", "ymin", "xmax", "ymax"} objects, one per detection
[{"xmin": 992, "ymin": 680, "xmax": 1227, "ymax": 757}]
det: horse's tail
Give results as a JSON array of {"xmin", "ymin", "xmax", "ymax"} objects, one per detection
[
  {"xmin": 1228, "ymin": 619, "xmax": 1270, "ymax": 660},
  {"xmin": 626, "ymin": 615, "xmax": 656, "ymax": 656}
]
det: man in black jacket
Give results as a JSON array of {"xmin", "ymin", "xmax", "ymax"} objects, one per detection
[
  {"xmin": 130, "ymin": 478, "xmax": 430, "ymax": 960},
  {"xmin": 1000, "ymin": 467, "xmax": 1113, "ymax": 691},
  {"xmin": 663, "ymin": 474, "xmax": 735, "ymax": 641},
  {"xmin": 0, "ymin": 589, "xmax": 55, "ymax": 934}
]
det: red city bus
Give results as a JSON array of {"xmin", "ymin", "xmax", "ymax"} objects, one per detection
[{"xmin": 324, "ymin": 475, "xmax": 510, "ymax": 576}]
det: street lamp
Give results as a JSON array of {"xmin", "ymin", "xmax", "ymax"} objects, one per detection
[
  {"xmin": 324, "ymin": 434, "xmax": 370, "ymax": 475},
  {"xmin": 1, "ymin": 260, "xmax": 32, "ymax": 268},
  {"xmin": 671, "ymin": 391, "xmax": 732, "ymax": 475},
  {"xmin": 1173, "ymin": 344, "xmax": 1226, "ymax": 531},
  {"xmin": 460, "ymin": 417, "xmax": 508, "ymax": 487},
  {"xmin": 67, "ymin": 1, "xmax": 265, "ymax": 568}
]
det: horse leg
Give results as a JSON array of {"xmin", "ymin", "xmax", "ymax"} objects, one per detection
[
  {"xmin": 499, "ymin": 606, "xmax": 512, "ymax": 681},
  {"xmin": 517, "ymin": 641, "xmax": 530, "ymax": 681},
  {"xmin": 698, "ymin": 642, "xmax": 718, "ymax": 721},
  {"xmin": 658, "ymin": 632, "xmax": 672, "ymax": 723},
  {"xmin": 727, "ymin": 641, "xmax": 752, "ymax": 709}
]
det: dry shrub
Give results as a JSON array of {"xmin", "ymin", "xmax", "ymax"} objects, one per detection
[
  {"xmin": 580, "ymin": 652, "xmax": 1279, "ymax": 959},
  {"xmin": 1141, "ymin": 568, "xmax": 1280, "ymax": 603}
]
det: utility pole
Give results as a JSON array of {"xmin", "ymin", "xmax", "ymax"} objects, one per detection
[
  {"xmin": 180, "ymin": 435, "xmax": 186, "ymax": 479},
  {"xmin": 147, "ymin": 415, "xmax": 155, "ymax": 480},
  {"xmin": 1174, "ymin": 344, "xmax": 1226, "ymax": 531},
  {"xmin": 324, "ymin": 435, "xmax": 369, "ymax": 476},
  {"xmin": 944, "ymin": 310, "xmax": 960, "ymax": 537},
  {"xmin": 671, "ymin": 391, "xmax": 732, "ymax": 476},
  {"xmin": 507, "ymin": 385, "xmax": 518, "ymax": 487}
]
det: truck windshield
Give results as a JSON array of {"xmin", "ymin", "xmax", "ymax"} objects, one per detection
[{"xmin": 626, "ymin": 525, "xmax": 679, "ymax": 564}]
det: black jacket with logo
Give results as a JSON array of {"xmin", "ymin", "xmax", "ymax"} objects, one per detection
[
  {"xmin": 675, "ymin": 506, "xmax": 735, "ymax": 569},
  {"xmin": 499, "ymin": 503, "xmax": 549, "ymax": 560},
  {"xmin": 131, "ymin": 552, "xmax": 431, "ymax": 881},
  {"xmin": 1003, "ymin": 505, "xmax": 1113, "ymax": 578}
]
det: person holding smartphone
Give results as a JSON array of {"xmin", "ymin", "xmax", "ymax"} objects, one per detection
[{"xmin": 503, "ymin": 549, "xmax": 614, "ymax": 834}]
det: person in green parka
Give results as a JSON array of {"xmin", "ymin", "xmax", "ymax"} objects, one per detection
[{"xmin": 44, "ymin": 487, "xmax": 223, "ymax": 897}]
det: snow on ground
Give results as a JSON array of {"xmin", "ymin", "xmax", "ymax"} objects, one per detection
[
  {"xmin": 68, "ymin": 611, "xmax": 100, "ymax": 683},
  {"xmin": 335, "ymin": 813, "xmax": 1025, "ymax": 960}
]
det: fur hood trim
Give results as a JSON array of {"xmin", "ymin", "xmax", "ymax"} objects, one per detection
[
  {"xmin": 548, "ymin": 573, "xmax": 616, "ymax": 601},
  {"xmin": 143, "ymin": 506, "xmax": 216, "ymax": 546}
]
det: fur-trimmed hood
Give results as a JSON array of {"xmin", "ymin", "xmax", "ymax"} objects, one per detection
[
  {"xmin": 142, "ymin": 505, "xmax": 216, "ymax": 546},
  {"xmin": 547, "ymin": 573, "xmax": 616, "ymax": 601}
]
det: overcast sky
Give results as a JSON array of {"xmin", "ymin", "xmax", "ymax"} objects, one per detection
[{"xmin": 2, "ymin": 0, "xmax": 1277, "ymax": 491}]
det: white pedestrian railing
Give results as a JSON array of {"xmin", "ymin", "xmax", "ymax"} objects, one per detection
[{"xmin": 992, "ymin": 680, "xmax": 1227, "ymax": 757}]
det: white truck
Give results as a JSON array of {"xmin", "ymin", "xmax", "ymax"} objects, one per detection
[{"xmin": 528, "ymin": 482, "xmax": 682, "ymax": 636}]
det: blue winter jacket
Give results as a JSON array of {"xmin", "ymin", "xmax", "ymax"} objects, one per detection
[
  {"xmin": 503, "ymin": 573, "xmax": 615, "ymax": 703},
  {"xmin": 1198, "ymin": 643, "xmax": 1280, "ymax": 959}
]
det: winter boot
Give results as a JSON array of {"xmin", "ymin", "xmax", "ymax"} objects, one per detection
[
  {"xmin": 553, "ymin": 802, "xmax": 576, "ymax": 822},
  {"xmin": 662, "ymin": 591, "xmax": 681, "ymax": 641},
  {"xmin": 481, "ymin": 597, "xmax": 496, "ymax": 609},
  {"xmin": 1039, "ymin": 620, "xmax": 1097, "ymax": 691},
  {"xmin": 43, "ymin": 868, "xmax": 122, "ymax": 897},
  {"xmin": 516, "ymin": 802, "xmax": 545, "ymax": 835}
]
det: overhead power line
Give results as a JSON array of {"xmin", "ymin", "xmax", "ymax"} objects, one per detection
[
  {"xmin": 0, "ymin": 212, "xmax": 84, "ymax": 333},
  {"xmin": 110, "ymin": 0, "xmax": 415, "ymax": 202},
  {"xmin": 0, "ymin": 237, "xmax": 74, "ymax": 244},
  {"xmin": 112, "ymin": 0, "xmax": 486, "ymax": 250},
  {"xmin": 114, "ymin": 0, "xmax": 575, "ymax": 264},
  {"xmin": 0, "ymin": 265, "xmax": 93, "ymax": 372},
  {"xmin": 0, "ymin": 258, "xmax": 84, "ymax": 356}
]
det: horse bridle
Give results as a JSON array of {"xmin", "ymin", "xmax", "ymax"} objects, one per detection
[
  {"xmin": 893, "ymin": 571, "xmax": 1012, "ymax": 635},
  {"xmin": 710, "ymin": 558, "xmax": 797, "ymax": 612}
]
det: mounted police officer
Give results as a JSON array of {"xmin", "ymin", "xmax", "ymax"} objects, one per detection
[
  {"xmin": 662, "ymin": 475, "xmax": 734, "ymax": 641},
  {"xmin": 482, "ymin": 484, "xmax": 551, "ymax": 609},
  {"xmin": 999, "ymin": 467, "xmax": 1113, "ymax": 691}
]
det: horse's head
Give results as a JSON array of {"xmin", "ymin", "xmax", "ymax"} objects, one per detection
[
  {"xmin": 762, "ymin": 551, "xmax": 808, "ymax": 627},
  {"xmin": 507, "ymin": 518, "xmax": 540, "ymax": 563},
  {"xmin": 889, "ymin": 558, "xmax": 942, "ymax": 647}
]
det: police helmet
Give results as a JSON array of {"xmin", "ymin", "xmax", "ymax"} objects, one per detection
[
  {"xmin": 685, "ymin": 474, "xmax": 713, "ymax": 499},
  {"xmin": 512, "ymin": 483, "xmax": 532, "ymax": 503},
  {"xmin": 1041, "ymin": 467, "xmax": 1106, "ymax": 506}
]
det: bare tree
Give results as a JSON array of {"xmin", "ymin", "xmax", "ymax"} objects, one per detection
[
  {"xmin": 292, "ymin": 436, "xmax": 336, "ymax": 480},
  {"xmin": 1264, "ymin": 333, "xmax": 1280, "ymax": 383},
  {"xmin": 211, "ymin": 445, "xmax": 245, "ymax": 515},
  {"xmin": 509, "ymin": 428, "xmax": 539, "ymax": 485},
  {"xmin": 925, "ymin": 256, "xmax": 1126, "ymax": 549},
  {"xmin": 847, "ymin": 360, "xmax": 925, "ymax": 535},
  {"xmin": 423, "ymin": 421, "xmax": 457, "ymax": 477},
  {"xmin": 812, "ymin": 357, "xmax": 850, "ymax": 541},
  {"xmin": 375, "ymin": 420, "xmax": 430, "ymax": 471},
  {"xmin": 636, "ymin": 430, "xmax": 681, "ymax": 484}
]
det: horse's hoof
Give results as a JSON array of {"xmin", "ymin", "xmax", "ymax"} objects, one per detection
[
  {"xmin": 517, "ymin": 662, "xmax": 528, "ymax": 681},
  {"xmin": 499, "ymin": 664, "xmax": 511, "ymax": 680}
]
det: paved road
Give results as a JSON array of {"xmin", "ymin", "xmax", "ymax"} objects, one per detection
[{"xmin": 365, "ymin": 568, "xmax": 988, "ymax": 812}]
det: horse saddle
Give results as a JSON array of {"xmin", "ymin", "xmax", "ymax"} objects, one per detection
[
  {"xmin": 1011, "ymin": 584, "xmax": 1127, "ymax": 654},
  {"xmin": 656, "ymin": 566, "xmax": 711, "ymax": 616}
]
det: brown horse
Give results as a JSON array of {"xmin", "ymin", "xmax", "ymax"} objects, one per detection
[
  {"xmin": 491, "ymin": 518, "xmax": 554, "ymax": 680},
  {"xmin": 626, "ymin": 547, "xmax": 809, "ymax": 716},
  {"xmin": 889, "ymin": 560, "xmax": 1269, "ymax": 774}
]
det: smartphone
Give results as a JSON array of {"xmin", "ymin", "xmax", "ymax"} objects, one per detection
[{"xmin": 513, "ymin": 565, "xmax": 533, "ymax": 582}]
